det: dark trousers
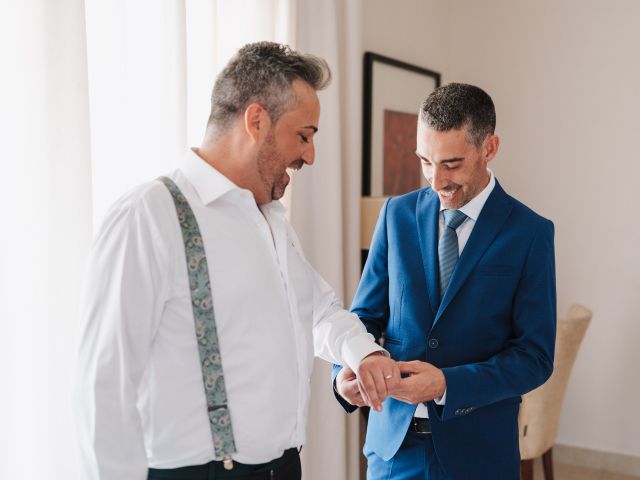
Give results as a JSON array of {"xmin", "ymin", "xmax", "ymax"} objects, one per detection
[{"xmin": 148, "ymin": 448, "xmax": 301, "ymax": 480}]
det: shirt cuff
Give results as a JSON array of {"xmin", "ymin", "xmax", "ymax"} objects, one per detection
[
  {"xmin": 342, "ymin": 333, "xmax": 387, "ymax": 373},
  {"xmin": 434, "ymin": 388, "xmax": 447, "ymax": 405}
]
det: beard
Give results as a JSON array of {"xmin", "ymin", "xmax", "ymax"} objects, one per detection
[
  {"xmin": 436, "ymin": 183, "xmax": 463, "ymax": 209},
  {"xmin": 256, "ymin": 132, "xmax": 292, "ymax": 201},
  {"xmin": 437, "ymin": 171, "xmax": 489, "ymax": 209}
]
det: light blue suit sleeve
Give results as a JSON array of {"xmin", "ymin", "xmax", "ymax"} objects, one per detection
[{"xmin": 332, "ymin": 199, "xmax": 391, "ymax": 413}]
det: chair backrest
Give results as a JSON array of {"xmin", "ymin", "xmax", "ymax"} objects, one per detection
[{"xmin": 519, "ymin": 304, "xmax": 592, "ymax": 459}]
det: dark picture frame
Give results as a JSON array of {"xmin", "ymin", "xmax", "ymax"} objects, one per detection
[{"xmin": 362, "ymin": 52, "xmax": 441, "ymax": 196}]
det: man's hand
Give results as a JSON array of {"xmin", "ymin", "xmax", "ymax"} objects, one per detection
[
  {"xmin": 335, "ymin": 366, "xmax": 368, "ymax": 407},
  {"xmin": 356, "ymin": 353, "xmax": 400, "ymax": 412},
  {"xmin": 389, "ymin": 360, "xmax": 446, "ymax": 404}
]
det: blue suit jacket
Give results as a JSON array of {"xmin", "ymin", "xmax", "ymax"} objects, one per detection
[{"xmin": 333, "ymin": 181, "xmax": 556, "ymax": 479}]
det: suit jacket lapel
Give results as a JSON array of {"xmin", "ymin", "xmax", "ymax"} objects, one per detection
[
  {"xmin": 435, "ymin": 181, "xmax": 513, "ymax": 324},
  {"xmin": 416, "ymin": 188, "xmax": 440, "ymax": 318}
]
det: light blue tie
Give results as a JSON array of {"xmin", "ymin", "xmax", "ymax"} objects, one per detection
[{"xmin": 438, "ymin": 209, "xmax": 468, "ymax": 299}]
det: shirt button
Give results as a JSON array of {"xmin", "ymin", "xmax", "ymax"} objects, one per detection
[{"xmin": 428, "ymin": 338, "xmax": 439, "ymax": 349}]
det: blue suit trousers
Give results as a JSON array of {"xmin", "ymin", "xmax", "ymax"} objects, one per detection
[{"xmin": 366, "ymin": 431, "xmax": 452, "ymax": 480}]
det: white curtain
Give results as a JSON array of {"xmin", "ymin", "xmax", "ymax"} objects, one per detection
[
  {"xmin": 0, "ymin": 1, "xmax": 363, "ymax": 478},
  {"xmin": 0, "ymin": 0, "xmax": 92, "ymax": 477},
  {"xmin": 291, "ymin": 1, "xmax": 363, "ymax": 479}
]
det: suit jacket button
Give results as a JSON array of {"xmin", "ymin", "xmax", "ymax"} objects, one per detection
[{"xmin": 428, "ymin": 338, "xmax": 439, "ymax": 349}]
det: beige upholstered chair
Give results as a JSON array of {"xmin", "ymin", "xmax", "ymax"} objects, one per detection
[
  {"xmin": 519, "ymin": 304, "xmax": 592, "ymax": 480},
  {"xmin": 360, "ymin": 197, "xmax": 389, "ymax": 250}
]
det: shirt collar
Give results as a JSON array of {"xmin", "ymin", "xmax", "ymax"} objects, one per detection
[
  {"xmin": 261, "ymin": 200, "xmax": 288, "ymax": 217},
  {"xmin": 182, "ymin": 148, "xmax": 288, "ymax": 215},
  {"xmin": 440, "ymin": 169, "xmax": 496, "ymax": 222},
  {"xmin": 181, "ymin": 148, "xmax": 242, "ymax": 205}
]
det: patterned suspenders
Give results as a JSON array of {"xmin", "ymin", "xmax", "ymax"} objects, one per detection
[{"xmin": 159, "ymin": 176, "xmax": 236, "ymax": 470}]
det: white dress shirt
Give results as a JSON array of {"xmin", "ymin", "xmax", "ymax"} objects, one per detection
[
  {"xmin": 414, "ymin": 169, "xmax": 496, "ymax": 418},
  {"xmin": 75, "ymin": 149, "xmax": 384, "ymax": 479}
]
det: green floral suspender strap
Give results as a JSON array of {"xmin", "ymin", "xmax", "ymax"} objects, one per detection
[{"xmin": 159, "ymin": 176, "xmax": 236, "ymax": 470}]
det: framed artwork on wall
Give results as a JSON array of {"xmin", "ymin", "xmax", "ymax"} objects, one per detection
[{"xmin": 362, "ymin": 52, "xmax": 441, "ymax": 197}]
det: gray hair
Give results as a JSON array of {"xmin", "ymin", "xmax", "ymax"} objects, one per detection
[
  {"xmin": 207, "ymin": 41, "xmax": 331, "ymax": 134},
  {"xmin": 419, "ymin": 83, "xmax": 496, "ymax": 147}
]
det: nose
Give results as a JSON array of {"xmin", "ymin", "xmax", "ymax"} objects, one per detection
[
  {"xmin": 431, "ymin": 164, "xmax": 448, "ymax": 191},
  {"xmin": 303, "ymin": 141, "xmax": 315, "ymax": 166}
]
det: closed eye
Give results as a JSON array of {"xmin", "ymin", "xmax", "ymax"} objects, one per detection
[{"xmin": 298, "ymin": 133, "xmax": 309, "ymax": 144}]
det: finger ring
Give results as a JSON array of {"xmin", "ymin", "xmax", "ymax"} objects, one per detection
[{"xmin": 384, "ymin": 374, "xmax": 393, "ymax": 379}]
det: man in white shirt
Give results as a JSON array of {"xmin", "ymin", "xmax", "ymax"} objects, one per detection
[{"xmin": 75, "ymin": 41, "xmax": 399, "ymax": 480}]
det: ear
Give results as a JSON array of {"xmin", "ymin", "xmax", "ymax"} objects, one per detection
[
  {"xmin": 244, "ymin": 103, "xmax": 272, "ymax": 144},
  {"xmin": 483, "ymin": 134, "xmax": 500, "ymax": 162}
]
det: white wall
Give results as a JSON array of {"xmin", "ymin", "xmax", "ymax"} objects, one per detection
[
  {"xmin": 363, "ymin": 0, "xmax": 450, "ymax": 80},
  {"xmin": 363, "ymin": 0, "xmax": 640, "ymax": 458}
]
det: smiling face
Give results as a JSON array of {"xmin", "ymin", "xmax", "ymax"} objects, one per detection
[
  {"xmin": 416, "ymin": 120, "xmax": 499, "ymax": 209},
  {"xmin": 255, "ymin": 79, "xmax": 320, "ymax": 203}
]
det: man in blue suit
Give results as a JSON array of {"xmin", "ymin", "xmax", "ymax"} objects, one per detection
[{"xmin": 334, "ymin": 83, "xmax": 556, "ymax": 479}]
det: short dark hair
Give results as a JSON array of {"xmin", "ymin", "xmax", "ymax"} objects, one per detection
[
  {"xmin": 419, "ymin": 83, "xmax": 496, "ymax": 147},
  {"xmin": 207, "ymin": 41, "xmax": 331, "ymax": 134}
]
